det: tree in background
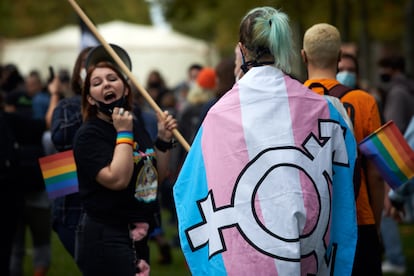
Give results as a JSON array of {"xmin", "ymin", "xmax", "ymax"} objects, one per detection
[{"xmin": 0, "ymin": 0, "xmax": 412, "ymax": 80}]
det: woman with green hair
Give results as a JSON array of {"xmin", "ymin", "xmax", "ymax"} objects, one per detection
[{"xmin": 173, "ymin": 6, "xmax": 357, "ymax": 276}]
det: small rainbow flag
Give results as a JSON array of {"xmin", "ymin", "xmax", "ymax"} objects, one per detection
[
  {"xmin": 38, "ymin": 150, "xmax": 78, "ymax": 199},
  {"xmin": 359, "ymin": 120, "xmax": 414, "ymax": 190}
]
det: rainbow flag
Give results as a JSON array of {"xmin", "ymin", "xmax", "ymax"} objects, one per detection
[
  {"xmin": 173, "ymin": 66, "xmax": 357, "ymax": 275},
  {"xmin": 38, "ymin": 150, "xmax": 78, "ymax": 199},
  {"xmin": 359, "ymin": 120, "xmax": 414, "ymax": 190}
]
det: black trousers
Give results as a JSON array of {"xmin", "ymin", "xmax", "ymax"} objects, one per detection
[
  {"xmin": 75, "ymin": 214, "xmax": 148, "ymax": 276},
  {"xmin": 352, "ymin": 224, "xmax": 383, "ymax": 276}
]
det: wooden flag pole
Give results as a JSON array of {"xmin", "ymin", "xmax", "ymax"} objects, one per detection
[{"xmin": 67, "ymin": 0, "xmax": 190, "ymax": 152}]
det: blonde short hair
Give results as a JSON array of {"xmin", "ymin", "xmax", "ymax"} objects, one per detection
[{"xmin": 303, "ymin": 23, "xmax": 341, "ymax": 69}]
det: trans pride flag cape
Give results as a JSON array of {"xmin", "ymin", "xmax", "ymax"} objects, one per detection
[{"xmin": 174, "ymin": 66, "xmax": 357, "ymax": 276}]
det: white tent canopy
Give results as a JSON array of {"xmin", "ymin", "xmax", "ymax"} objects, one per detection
[{"xmin": 0, "ymin": 20, "xmax": 218, "ymax": 87}]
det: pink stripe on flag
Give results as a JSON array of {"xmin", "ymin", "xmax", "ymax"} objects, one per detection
[
  {"xmin": 202, "ymin": 86, "xmax": 248, "ymax": 206},
  {"xmin": 286, "ymin": 76, "xmax": 331, "ymax": 235},
  {"xmin": 202, "ymin": 84, "xmax": 278, "ymax": 275},
  {"xmin": 286, "ymin": 76, "xmax": 332, "ymax": 272}
]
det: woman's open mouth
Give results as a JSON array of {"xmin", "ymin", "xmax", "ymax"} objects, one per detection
[{"xmin": 104, "ymin": 92, "xmax": 116, "ymax": 102}]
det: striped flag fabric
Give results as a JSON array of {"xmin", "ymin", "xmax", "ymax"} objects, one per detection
[
  {"xmin": 38, "ymin": 150, "xmax": 78, "ymax": 199},
  {"xmin": 359, "ymin": 120, "xmax": 414, "ymax": 190},
  {"xmin": 173, "ymin": 66, "xmax": 357, "ymax": 275}
]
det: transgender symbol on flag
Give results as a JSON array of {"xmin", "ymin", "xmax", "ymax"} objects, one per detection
[
  {"xmin": 38, "ymin": 150, "xmax": 79, "ymax": 200},
  {"xmin": 186, "ymin": 121, "xmax": 350, "ymax": 262}
]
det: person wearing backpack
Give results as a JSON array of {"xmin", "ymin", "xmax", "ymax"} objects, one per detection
[{"xmin": 302, "ymin": 23, "xmax": 384, "ymax": 276}]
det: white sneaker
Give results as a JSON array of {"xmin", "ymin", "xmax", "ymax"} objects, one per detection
[{"xmin": 382, "ymin": 260, "xmax": 406, "ymax": 275}]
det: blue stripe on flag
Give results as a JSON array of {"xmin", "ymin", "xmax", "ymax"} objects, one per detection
[
  {"xmin": 326, "ymin": 100, "xmax": 358, "ymax": 275},
  {"xmin": 48, "ymin": 185, "xmax": 79, "ymax": 199},
  {"xmin": 45, "ymin": 177, "xmax": 78, "ymax": 192},
  {"xmin": 174, "ymin": 127, "xmax": 226, "ymax": 275}
]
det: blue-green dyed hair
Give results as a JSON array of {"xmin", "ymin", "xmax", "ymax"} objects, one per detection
[{"xmin": 239, "ymin": 7, "xmax": 294, "ymax": 74}]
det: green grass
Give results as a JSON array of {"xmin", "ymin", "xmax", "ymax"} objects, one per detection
[
  {"xmin": 22, "ymin": 233, "xmax": 190, "ymax": 276},
  {"xmin": 383, "ymin": 223, "xmax": 414, "ymax": 276},
  {"xmin": 22, "ymin": 211, "xmax": 190, "ymax": 276},
  {"xmin": 21, "ymin": 218, "xmax": 414, "ymax": 275}
]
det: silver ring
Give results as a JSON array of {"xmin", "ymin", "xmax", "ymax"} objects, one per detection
[{"xmin": 119, "ymin": 108, "xmax": 125, "ymax": 115}]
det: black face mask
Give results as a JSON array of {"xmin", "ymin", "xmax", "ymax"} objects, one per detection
[
  {"xmin": 239, "ymin": 45, "xmax": 274, "ymax": 74},
  {"xmin": 240, "ymin": 45, "xmax": 250, "ymax": 73},
  {"xmin": 95, "ymin": 96, "xmax": 126, "ymax": 117},
  {"xmin": 380, "ymin": 73, "xmax": 392, "ymax": 83}
]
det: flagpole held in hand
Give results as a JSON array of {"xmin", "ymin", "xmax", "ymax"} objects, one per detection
[{"xmin": 67, "ymin": 0, "xmax": 190, "ymax": 152}]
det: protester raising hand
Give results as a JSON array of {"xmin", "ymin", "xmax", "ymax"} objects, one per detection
[
  {"xmin": 73, "ymin": 44, "xmax": 177, "ymax": 276},
  {"xmin": 156, "ymin": 110, "xmax": 177, "ymax": 142},
  {"xmin": 112, "ymin": 106, "xmax": 133, "ymax": 131}
]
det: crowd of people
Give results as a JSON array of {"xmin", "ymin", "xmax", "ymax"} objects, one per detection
[{"xmin": 1, "ymin": 5, "xmax": 413, "ymax": 276}]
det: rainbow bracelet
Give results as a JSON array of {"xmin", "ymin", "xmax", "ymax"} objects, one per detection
[{"xmin": 116, "ymin": 131, "xmax": 134, "ymax": 146}]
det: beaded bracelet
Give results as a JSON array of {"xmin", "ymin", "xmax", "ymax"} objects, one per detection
[
  {"xmin": 155, "ymin": 137, "xmax": 176, "ymax": 152},
  {"xmin": 116, "ymin": 131, "xmax": 134, "ymax": 146}
]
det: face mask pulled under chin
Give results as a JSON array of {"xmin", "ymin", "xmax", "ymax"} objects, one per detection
[{"xmin": 95, "ymin": 96, "xmax": 126, "ymax": 117}]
